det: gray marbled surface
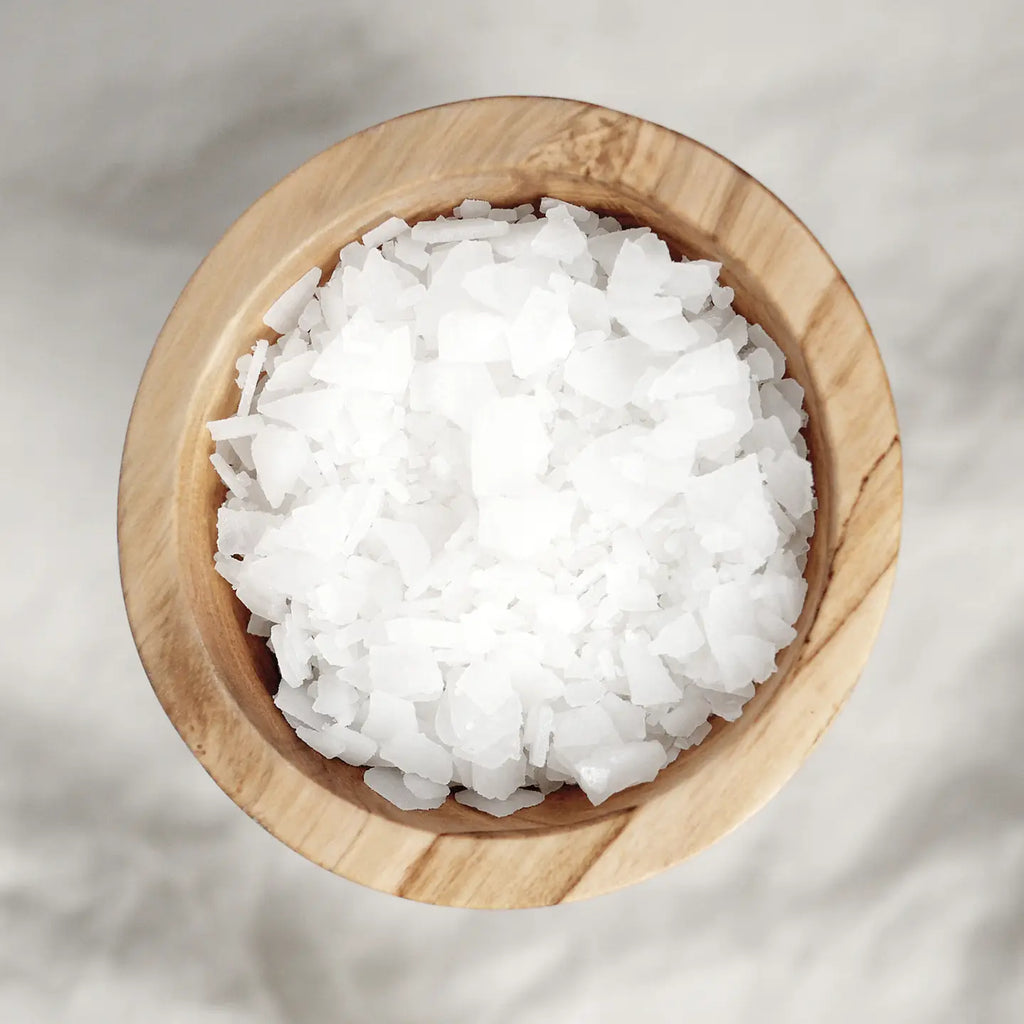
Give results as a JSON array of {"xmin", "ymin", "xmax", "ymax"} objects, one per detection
[{"xmin": 3, "ymin": 2, "xmax": 1023, "ymax": 1021}]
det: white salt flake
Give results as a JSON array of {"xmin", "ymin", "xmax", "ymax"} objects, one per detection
[
  {"xmin": 573, "ymin": 741, "xmax": 668, "ymax": 804},
  {"xmin": 531, "ymin": 207, "xmax": 588, "ymax": 262},
  {"xmin": 368, "ymin": 643, "xmax": 444, "ymax": 700},
  {"xmin": 364, "ymin": 767, "xmax": 446, "ymax": 810},
  {"xmin": 750, "ymin": 324, "xmax": 787, "ymax": 378},
  {"xmin": 761, "ymin": 448, "xmax": 815, "ymax": 519},
  {"xmin": 455, "ymin": 198, "xmax": 492, "ymax": 219},
  {"xmin": 461, "ymin": 263, "xmax": 533, "ymax": 314},
  {"xmin": 385, "ymin": 618, "xmax": 464, "ymax": 648},
  {"xmin": 568, "ymin": 281, "xmax": 611, "ymax": 333},
  {"xmin": 210, "ymin": 453, "xmax": 251, "ymax": 499},
  {"xmin": 311, "ymin": 672, "xmax": 360, "ymax": 723},
  {"xmin": 373, "ymin": 520, "xmax": 432, "ymax": 585},
  {"xmin": 251, "ymin": 425, "xmax": 311, "ymax": 508},
  {"xmin": 263, "ymin": 350, "xmax": 318, "ymax": 395},
  {"xmin": 506, "ymin": 288, "xmax": 576, "ymax": 378},
  {"xmin": 647, "ymin": 339, "xmax": 748, "ymax": 401},
  {"xmin": 478, "ymin": 489, "xmax": 576, "ymax": 560},
  {"xmin": 649, "ymin": 612, "xmax": 704, "ymax": 661},
  {"xmin": 258, "ymin": 388, "xmax": 343, "ymax": 435},
  {"xmin": 393, "ymin": 232, "xmax": 429, "ymax": 270},
  {"xmin": 620, "ymin": 633, "xmax": 682, "ymax": 705},
  {"xmin": 274, "ymin": 682, "xmax": 329, "ymax": 729},
  {"xmin": 601, "ymin": 694, "xmax": 648, "ymax": 742},
  {"xmin": 380, "ymin": 733, "xmax": 453, "ymax": 785},
  {"xmin": 362, "ymin": 216, "xmax": 410, "ymax": 250},
  {"xmin": 760, "ymin": 379, "xmax": 806, "ymax": 438},
  {"xmin": 297, "ymin": 723, "xmax": 377, "ymax": 765},
  {"xmin": 659, "ymin": 689, "xmax": 713, "ymax": 738},
  {"xmin": 455, "ymin": 787, "xmax": 544, "ymax": 816},
  {"xmin": 685, "ymin": 455, "xmax": 780, "ymax": 566},
  {"xmin": 437, "ymin": 309, "xmax": 509, "ymax": 362},
  {"xmin": 564, "ymin": 337, "xmax": 648, "ymax": 407},
  {"xmin": 663, "ymin": 260, "xmax": 718, "ymax": 311},
  {"xmin": 524, "ymin": 703, "xmax": 554, "ymax": 767},
  {"xmin": 471, "ymin": 757, "xmax": 526, "ymax": 800},
  {"xmin": 711, "ymin": 284, "xmax": 735, "ymax": 308},
  {"xmin": 264, "ymin": 267, "xmax": 322, "ymax": 334},
  {"xmin": 311, "ymin": 317, "xmax": 414, "ymax": 394},
  {"xmin": 552, "ymin": 705, "xmax": 620, "ymax": 754},
  {"xmin": 408, "ymin": 361, "xmax": 497, "ymax": 432},
  {"xmin": 470, "ymin": 396, "xmax": 551, "ymax": 497},
  {"xmin": 208, "ymin": 414, "xmax": 265, "ymax": 441},
  {"xmin": 237, "ymin": 338, "xmax": 269, "ymax": 415},
  {"xmin": 361, "ymin": 691, "xmax": 418, "ymax": 743},
  {"xmin": 448, "ymin": 660, "xmax": 523, "ymax": 769},
  {"xmin": 404, "ymin": 774, "xmax": 451, "ymax": 801},
  {"xmin": 411, "ymin": 217, "xmax": 510, "ymax": 244}
]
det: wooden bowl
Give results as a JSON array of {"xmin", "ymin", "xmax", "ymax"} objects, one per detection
[{"xmin": 118, "ymin": 96, "xmax": 901, "ymax": 908}]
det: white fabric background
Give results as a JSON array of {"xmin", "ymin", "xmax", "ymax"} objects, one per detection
[{"xmin": 3, "ymin": 2, "xmax": 1022, "ymax": 1021}]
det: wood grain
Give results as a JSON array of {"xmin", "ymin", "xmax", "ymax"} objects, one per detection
[{"xmin": 118, "ymin": 96, "xmax": 902, "ymax": 908}]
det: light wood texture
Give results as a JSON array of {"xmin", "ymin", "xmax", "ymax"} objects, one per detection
[{"xmin": 118, "ymin": 96, "xmax": 902, "ymax": 908}]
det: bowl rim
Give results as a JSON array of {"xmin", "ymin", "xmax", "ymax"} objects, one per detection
[{"xmin": 118, "ymin": 95, "xmax": 902, "ymax": 908}]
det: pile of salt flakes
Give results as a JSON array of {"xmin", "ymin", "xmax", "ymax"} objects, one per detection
[{"xmin": 208, "ymin": 198, "xmax": 814, "ymax": 816}]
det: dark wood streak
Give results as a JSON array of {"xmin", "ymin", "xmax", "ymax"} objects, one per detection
[
  {"xmin": 829, "ymin": 435, "xmax": 901, "ymax": 571},
  {"xmin": 554, "ymin": 815, "xmax": 634, "ymax": 903},
  {"xmin": 329, "ymin": 816, "xmax": 370, "ymax": 872},
  {"xmin": 294, "ymin": 807, "xmax": 331, "ymax": 851},
  {"xmin": 802, "ymin": 275, "xmax": 848, "ymax": 340},
  {"xmin": 233, "ymin": 756, "xmax": 277, "ymax": 810},
  {"xmin": 793, "ymin": 436, "xmax": 900, "ymax": 669},
  {"xmin": 800, "ymin": 552, "xmax": 898, "ymax": 669},
  {"xmin": 395, "ymin": 836, "xmax": 441, "ymax": 898},
  {"xmin": 709, "ymin": 175, "xmax": 752, "ymax": 245}
]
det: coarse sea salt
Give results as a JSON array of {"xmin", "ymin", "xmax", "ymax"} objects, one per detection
[{"xmin": 209, "ymin": 199, "xmax": 815, "ymax": 814}]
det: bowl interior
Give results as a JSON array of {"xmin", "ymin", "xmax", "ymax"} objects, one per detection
[{"xmin": 181, "ymin": 172, "xmax": 834, "ymax": 835}]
